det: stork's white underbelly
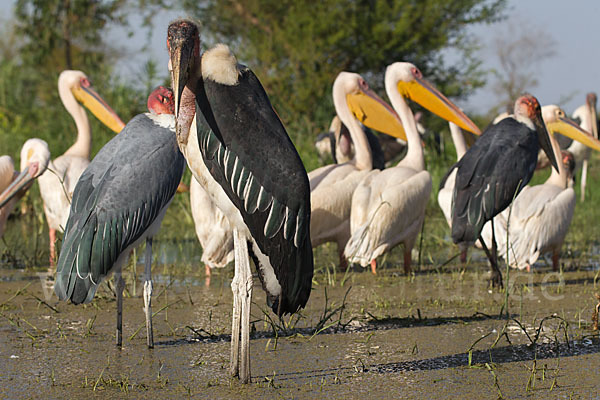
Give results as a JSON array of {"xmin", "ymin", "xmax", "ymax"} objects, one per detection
[{"xmin": 179, "ymin": 117, "xmax": 281, "ymax": 297}]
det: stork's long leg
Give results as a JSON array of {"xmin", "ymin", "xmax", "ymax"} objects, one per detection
[
  {"xmin": 143, "ymin": 238, "xmax": 154, "ymax": 348},
  {"xmin": 230, "ymin": 229, "xmax": 242, "ymax": 378},
  {"xmin": 230, "ymin": 229, "xmax": 253, "ymax": 383},
  {"xmin": 239, "ymin": 234, "xmax": 252, "ymax": 384},
  {"xmin": 479, "ymin": 221, "xmax": 503, "ymax": 288},
  {"xmin": 581, "ymin": 158, "xmax": 589, "ymax": 202},
  {"xmin": 116, "ymin": 272, "xmax": 125, "ymax": 347}
]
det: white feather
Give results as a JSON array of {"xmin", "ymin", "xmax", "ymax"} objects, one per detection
[{"xmin": 201, "ymin": 44, "xmax": 239, "ymax": 86}]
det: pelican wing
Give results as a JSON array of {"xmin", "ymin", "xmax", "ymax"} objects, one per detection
[
  {"xmin": 503, "ymin": 185, "xmax": 575, "ymax": 268},
  {"xmin": 55, "ymin": 114, "xmax": 185, "ymax": 304}
]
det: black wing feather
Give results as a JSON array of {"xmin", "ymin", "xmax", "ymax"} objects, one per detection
[
  {"xmin": 54, "ymin": 114, "xmax": 185, "ymax": 304},
  {"xmin": 195, "ymin": 64, "xmax": 313, "ymax": 315},
  {"xmin": 451, "ymin": 118, "xmax": 538, "ymax": 243}
]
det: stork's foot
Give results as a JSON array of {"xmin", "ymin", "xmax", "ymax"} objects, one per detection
[
  {"xmin": 552, "ymin": 252, "xmax": 560, "ymax": 272},
  {"xmin": 403, "ymin": 250, "xmax": 412, "ymax": 274},
  {"xmin": 460, "ymin": 250, "xmax": 467, "ymax": 264},
  {"xmin": 489, "ymin": 270, "xmax": 503, "ymax": 288},
  {"xmin": 338, "ymin": 253, "xmax": 348, "ymax": 272}
]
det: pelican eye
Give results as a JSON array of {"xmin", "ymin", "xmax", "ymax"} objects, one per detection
[
  {"xmin": 411, "ymin": 67, "xmax": 422, "ymax": 79},
  {"xmin": 80, "ymin": 78, "xmax": 91, "ymax": 88}
]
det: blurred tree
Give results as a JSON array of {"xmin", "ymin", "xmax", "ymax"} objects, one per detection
[
  {"xmin": 14, "ymin": 0, "xmax": 127, "ymax": 74},
  {"xmin": 181, "ymin": 0, "xmax": 505, "ymax": 131},
  {"xmin": 489, "ymin": 19, "xmax": 556, "ymax": 115}
]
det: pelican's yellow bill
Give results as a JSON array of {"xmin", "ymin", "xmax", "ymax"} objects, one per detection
[
  {"xmin": 346, "ymin": 92, "xmax": 407, "ymax": 141},
  {"xmin": 397, "ymin": 80, "xmax": 481, "ymax": 135},
  {"xmin": 72, "ymin": 85, "xmax": 125, "ymax": 133},
  {"xmin": 546, "ymin": 118, "xmax": 600, "ymax": 152}
]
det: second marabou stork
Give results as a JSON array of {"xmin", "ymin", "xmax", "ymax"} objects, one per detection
[
  {"xmin": 480, "ymin": 105, "xmax": 600, "ymax": 271},
  {"xmin": 167, "ymin": 20, "xmax": 313, "ymax": 383},
  {"xmin": 343, "ymin": 62, "xmax": 481, "ymax": 274},
  {"xmin": 450, "ymin": 94, "xmax": 558, "ymax": 287},
  {"xmin": 54, "ymin": 86, "xmax": 185, "ymax": 348}
]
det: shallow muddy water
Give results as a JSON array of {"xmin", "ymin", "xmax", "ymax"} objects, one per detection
[{"xmin": 0, "ymin": 251, "xmax": 599, "ymax": 399}]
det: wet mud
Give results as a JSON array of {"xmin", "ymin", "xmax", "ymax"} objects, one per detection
[{"xmin": 0, "ymin": 251, "xmax": 599, "ymax": 399}]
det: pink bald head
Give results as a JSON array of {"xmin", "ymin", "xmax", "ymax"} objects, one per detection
[{"xmin": 147, "ymin": 86, "xmax": 175, "ymax": 115}]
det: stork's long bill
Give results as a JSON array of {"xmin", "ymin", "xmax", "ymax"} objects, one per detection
[
  {"xmin": 71, "ymin": 83, "xmax": 125, "ymax": 133},
  {"xmin": 0, "ymin": 164, "xmax": 38, "ymax": 209},
  {"xmin": 397, "ymin": 76, "xmax": 481, "ymax": 135},
  {"xmin": 346, "ymin": 89, "xmax": 407, "ymax": 141},
  {"xmin": 167, "ymin": 20, "xmax": 199, "ymax": 143}
]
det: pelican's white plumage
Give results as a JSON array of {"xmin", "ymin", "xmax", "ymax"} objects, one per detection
[
  {"xmin": 309, "ymin": 72, "xmax": 404, "ymax": 268},
  {"xmin": 0, "ymin": 140, "xmax": 51, "ymax": 238},
  {"xmin": 39, "ymin": 70, "xmax": 124, "ymax": 263},
  {"xmin": 437, "ymin": 122, "xmax": 468, "ymax": 228},
  {"xmin": 344, "ymin": 62, "xmax": 480, "ymax": 273},
  {"xmin": 190, "ymin": 177, "xmax": 234, "ymax": 272}
]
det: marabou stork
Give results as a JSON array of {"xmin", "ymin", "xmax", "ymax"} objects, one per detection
[
  {"xmin": 480, "ymin": 105, "xmax": 600, "ymax": 271},
  {"xmin": 0, "ymin": 140, "xmax": 51, "ymax": 237},
  {"xmin": 344, "ymin": 62, "xmax": 481, "ymax": 274},
  {"xmin": 449, "ymin": 94, "xmax": 558, "ymax": 287},
  {"xmin": 309, "ymin": 72, "xmax": 406, "ymax": 270},
  {"xmin": 40, "ymin": 70, "xmax": 125, "ymax": 265},
  {"xmin": 54, "ymin": 86, "xmax": 185, "ymax": 348},
  {"xmin": 167, "ymin": 20, "xmax": 313, "ymax": 383}
]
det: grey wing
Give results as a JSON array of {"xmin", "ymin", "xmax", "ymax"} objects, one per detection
[{"xmin": 55, "ymin": 115, "xmax": 185, "ymax": 304}]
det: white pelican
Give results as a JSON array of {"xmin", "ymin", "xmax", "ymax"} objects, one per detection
[
  {"xmin": 480, "ymin": 105, "xmax": 600, "ymax": 271},
  {"xmin": 190, "ymin": 177, "xmax": 234, "ymax": 279},
  {"xmin": 309, "ymin": 72, "xmax": 406, "ymax": 270},
  {"xmin": 40, "ymin": 70, "xmax": 124, "ymax": 264},
  {"xmin": 438, "ymin": 122, "xmax": 468, "ymax": 228},
  {"xmin": 344, "ymin": 62, "xmax": 481, "ymax": 274},
  {"xmin": 168, "ymin": 20, "xmax": 313, "ymax": 383},
  {"xmin": 0, "ymin": 141, "xmax": 51, "ymax": 238},
  {"xmin": 566, "ymin": 93, "xmax": 598, "ymax": 202}
]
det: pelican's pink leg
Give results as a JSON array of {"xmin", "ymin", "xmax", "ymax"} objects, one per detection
[
  {"xmin": 49, "ymin": 228, "xmax": 56, "ymax": 266},
  {"xmin": 370, "ymin": 259, "xmax": 377, "ymax": 275}
]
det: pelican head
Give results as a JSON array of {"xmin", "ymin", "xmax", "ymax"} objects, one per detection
[
  {"xmin": 0, "ymin": 139, "xmax": 50, "ymax": 208},
  {"xmin": 385, "ymin": 62, "xmax": 481, "ymax": 136},
  {"xmin": 147, "ymin": 86, "xmax": 175, "ymax": 115},
  {"xmin": 514, "ymin": 94, "xmax": 558, "ymax": 172},
  {"xmin": 542, "ymin": 104, "xmax": 600, "ymax": 152},
  {"xmin": 334, "ymin": 72, "xmax": 406, "ymax": 140},
  {"xmin": 58, "ymin": 70, "xmax": 125, "ymax": 133},
  {"xmin": 167, "ymin": 19, "xmax": 200, "ymax": 145}
]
